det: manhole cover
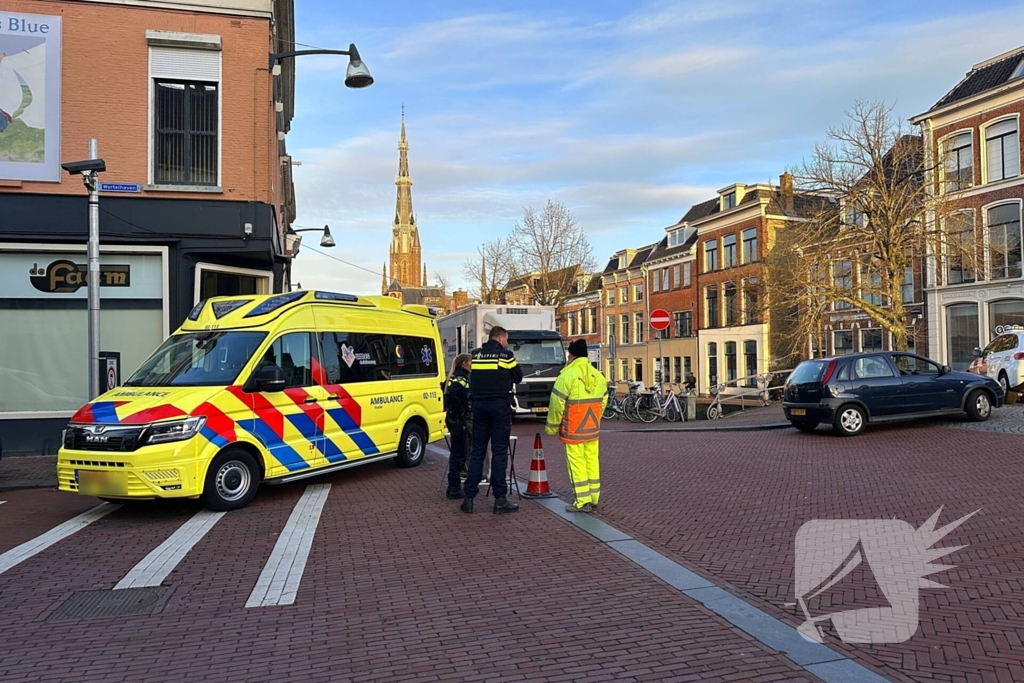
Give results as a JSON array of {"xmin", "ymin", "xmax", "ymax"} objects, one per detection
[{"xmin": 47, "ymin": 587, "xmax": 165, "ymax": 621}]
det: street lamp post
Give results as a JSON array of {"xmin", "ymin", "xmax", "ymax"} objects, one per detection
[
  {"xmin": 268, "ymin": 43, "xmax": 373, "ymax": 88},
  {"xmin": 284, "ymin": 225, "xmax": 335, "ymax": 290},
  {"xmin": 61, "ymin": 141, "xmax": 106, "ymax": 399}
]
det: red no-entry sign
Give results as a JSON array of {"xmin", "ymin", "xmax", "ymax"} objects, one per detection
[{"xmin": 650, "ymin": 309, "xmax": 671, "ymax": 331}]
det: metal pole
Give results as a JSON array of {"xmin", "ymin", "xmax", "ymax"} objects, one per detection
[{"xmin": 87, "ymin": 139, "xmax": 101, "ymax": 399}]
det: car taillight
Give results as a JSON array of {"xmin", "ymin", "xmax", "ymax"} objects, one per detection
[
  {"xmin": 820, "ymin": 359, "xmax": 838, "ymax": 384},
  {"xmin": 1015, "ymin": 352, "xmax": 1024, "ymax": 360}
]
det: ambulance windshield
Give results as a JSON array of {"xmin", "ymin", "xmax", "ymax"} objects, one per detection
[{"xmin": 125, "ymin": 331, "xmax": 267, "ymax": 387}]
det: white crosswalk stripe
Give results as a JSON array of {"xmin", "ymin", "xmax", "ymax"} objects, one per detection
[
  {"xmin": 246, "ymin": 483, "xmax": 331, "ymax": 608},
  {"xmin": 114, "ymin": 510, "xmax": 226, "ymax": 589},
  {"xmin": 0, "ymin": 502, "xmax": 120, "ymax": 576}
]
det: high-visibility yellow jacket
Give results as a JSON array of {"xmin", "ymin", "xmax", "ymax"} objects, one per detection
[{"xmin": 545, "ymin": 357, "xmax": 608, "ymax": 444}]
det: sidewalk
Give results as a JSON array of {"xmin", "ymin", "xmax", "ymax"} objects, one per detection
[
  {"xmin": 606, "ymin": 404, "xmax": 790, "ymax": 432},
  {"xmin": 0, "ymin": 455, "xmax": 57, "ymax": 491}
]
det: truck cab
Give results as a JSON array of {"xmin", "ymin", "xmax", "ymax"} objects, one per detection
[{"xmin": 507, "ymin": 330, "xmax": 566, "ymax": 415}]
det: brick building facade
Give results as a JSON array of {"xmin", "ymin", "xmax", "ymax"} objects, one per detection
[
  {"xmin": 557, "ymin": 275, "xmax": 602, "ymax": 368},
  {"xmin": 0, "ymin": 0, "xmax": 297, "ymax": 453},
  {"xmin": 644, "ymin": 225, "xmax": 698, "ymax": 386},
  {"xmin": 601, "ymin": 245, "xmax": 655, "ymax": 384},
  {"xmin": 912, "ymin": 45, "xmax": 1024, "ymax": 370}
]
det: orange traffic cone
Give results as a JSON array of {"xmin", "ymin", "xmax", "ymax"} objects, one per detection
[{"xmin": 523, "ymin": 432, "xmax": 555, "ymax": 498}]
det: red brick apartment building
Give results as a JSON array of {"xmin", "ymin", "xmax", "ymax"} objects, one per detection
[
  {"xmin": 601, "ymin": 245, "xmax": 655, "ymax": 383},
  {"xmin": 644, "ymin": 223, "xmax": 698, "ymax": 385},
  {"xmin": 912, "ymin": 45, "xmax": 1024, "ymax": 370},
  {"xmin": 0, "ymin": 0, "xmax": 297, "ymax": 453},
  {"xmin": 557, "ymin": 274, "xmax": 602, "ymax": 367}
]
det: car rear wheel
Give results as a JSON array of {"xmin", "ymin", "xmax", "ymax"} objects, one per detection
[
  {"xmin": 965, "ymin": 390, "xmax": 992, "ymax": 422},
  {"xmin": 200, "ymin": 449, "xmax": 260, "ymax": 511},
  {"xmin": 833, "ymin": 404, "xmax": 866, "ymax": 437},
  {"xmin": 792, "ymin": 421, "xmax": 819, "ymax": 433},
  {"xmin": 998, "ymin": 372, "xmax": 1009, "ymax": 395},
  {"xmin": 395, "ymin": 422, "xmax": 426, "ymax": 467}
]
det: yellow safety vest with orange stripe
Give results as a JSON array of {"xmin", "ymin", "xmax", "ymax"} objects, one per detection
[{"xmin": 546, "ymin": 357, "xmax": 609, "ymax": 444}]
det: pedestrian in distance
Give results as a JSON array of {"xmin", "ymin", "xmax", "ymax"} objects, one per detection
[
  {"xmin": 546, "ymin": 339, "xmax": 608, "ymax": 513},
  {"xmin": 461, "ymin": 326, "xmax": 523, "ymax": 514},
  {"xmin": 443, "ymin": 353, "xmax": 473, "ymax": 500}
]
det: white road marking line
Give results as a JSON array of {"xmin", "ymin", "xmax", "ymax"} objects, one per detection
[
  {"xmin": 114, "ymin": 510, "xmax": 226, "ymax": 590},
  {"xmin": 246, "ymin": 483, "xmax": 331, "ymax": 608},
  {"xmin": 0, "ymin": 501, "xmax": 7, "ymax": 505},
  {"xmin": 0, "ymin": 502, "xmax": 120, "ymax": 576}
]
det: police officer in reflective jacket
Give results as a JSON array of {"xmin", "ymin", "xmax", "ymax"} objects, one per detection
[{"xmin": 461, "ymin": 326, "xmax": 523, "ymax": 514}]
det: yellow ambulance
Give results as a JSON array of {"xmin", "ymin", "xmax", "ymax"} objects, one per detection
[{"xmin": 57, "ymin": 291, "xmax": 446, "ymax": 510}]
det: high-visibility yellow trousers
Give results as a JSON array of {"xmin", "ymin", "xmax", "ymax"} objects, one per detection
[{"xmin": 564, "ymin": 439, "xmax": 600, "ymax": 508}]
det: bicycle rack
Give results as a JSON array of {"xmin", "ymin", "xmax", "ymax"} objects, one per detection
[{"xmin": 705, "ymin": 369, "xmax": 794, "ymax": 420}]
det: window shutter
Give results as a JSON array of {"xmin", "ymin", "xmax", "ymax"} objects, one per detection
[{"xmin": 151, "ymin": 47, "xmax": 221, "ymax": 81}]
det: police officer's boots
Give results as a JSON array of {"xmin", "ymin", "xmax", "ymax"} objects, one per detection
[
  {"xmin": 460, "ymin": 497, "xmax": 474, "ymax": 514},
  {"xmin": 446, "ymin": 485, "xmax": 464, "ymax": 500},
  {"xmin": 493, "ymin": 496, "xmax": 519, "ymax": 514}
]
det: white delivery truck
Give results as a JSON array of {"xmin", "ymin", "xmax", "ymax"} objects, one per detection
[{"xmin": 439, "ymin": 304, "xmax": 566, "ymax": 416}]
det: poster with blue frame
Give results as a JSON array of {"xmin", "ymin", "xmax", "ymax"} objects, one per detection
[{"xmin": 0, "ymin": 12, "xmax": 61, "ymax": 182}]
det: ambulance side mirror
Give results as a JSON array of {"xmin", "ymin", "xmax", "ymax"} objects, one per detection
[{"xmin": 257, "ymin": 365, "xmax": 286, "ymax": 393}]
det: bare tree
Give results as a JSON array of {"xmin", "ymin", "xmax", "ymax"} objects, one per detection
[
  {"xmin": 765, "ymin": 101, "xmax": 964, "ymax": 356},
  {"xmin": 461, "ymin": 237, "xmax": 514, "ymax": 304},
  {"xmin": 432, "ymin": 270, "xmax": 452, "ymax": 294},
  {"xmin": 507, "ymin": 199, "xmax": 596, "ymax": 306}
]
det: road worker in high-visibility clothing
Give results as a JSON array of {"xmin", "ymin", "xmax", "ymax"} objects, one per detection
[{"xmin": 545, "ymin": 338, "xmax": 608, "ymax": 513}]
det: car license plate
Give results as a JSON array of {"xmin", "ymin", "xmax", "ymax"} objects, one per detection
[
  {"xmin": 531, "ymin": 407, "xmax": 548, "ymax": 414},
  {"xmin": 790, "ymin": 408, "xmax": 806, "ymax": 416},
  {"xmin": 76, "ymin": 470, "xmax": 127, "ymax": 496}
]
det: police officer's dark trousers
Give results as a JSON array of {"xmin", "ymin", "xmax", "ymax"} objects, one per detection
[
  {"xmin": 463, "ymin": 398, "xmax": 511, "ymax": 499},
  {"xmin": 446, "ymin": 416, "xmax": 470, "ymax": 491}
]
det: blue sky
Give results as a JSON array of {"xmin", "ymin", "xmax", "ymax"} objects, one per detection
[{"xmin": 288, "ymin": 0, "xmax": 1024, "ymax": 294}]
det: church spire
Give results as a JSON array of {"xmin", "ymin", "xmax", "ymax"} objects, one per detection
[
  {"xmin": 382, "ymin": 262, "xmax": 388, "ymax": 294},
  {"xmin": 422, "ymin": 263, "xmax": 427, "ymax": 287},
  {"xmin": 389, "ymin": 107, "xmax": 422, "ymax": 292}
]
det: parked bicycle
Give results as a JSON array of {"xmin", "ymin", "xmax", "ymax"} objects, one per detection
[{"xmin": 635, "ymin": 383, "xmax": 685, "ymax": 423}]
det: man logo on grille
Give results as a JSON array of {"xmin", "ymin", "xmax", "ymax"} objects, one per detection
[{"xmin": 794, "ymin": 507, "xmax": 978, "ymax": 644}]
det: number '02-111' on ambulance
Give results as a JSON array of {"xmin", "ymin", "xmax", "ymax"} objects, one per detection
[{"xmin": 57, "ymin": 291, "xmax": 447, "ymax": 510}]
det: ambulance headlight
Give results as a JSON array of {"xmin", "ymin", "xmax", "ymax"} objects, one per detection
[{"xmin": 141, "ymin": 416, "xmax": 207, "ymax": 446}]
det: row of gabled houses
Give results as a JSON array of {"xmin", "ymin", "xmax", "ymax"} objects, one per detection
[{"xmin": 556, "ymin": 45, "xmax": 1024, "ymax": 395}]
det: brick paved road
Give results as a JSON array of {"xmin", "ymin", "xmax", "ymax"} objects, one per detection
[
  {"xmin": 0, "ymin": 453, "xmax": 821, "ymax": 683},
  {"xmin": 512, "ymin": 412, "xmax": 1024, "ymax": 683}
]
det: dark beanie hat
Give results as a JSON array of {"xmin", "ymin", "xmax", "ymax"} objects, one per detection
[{"xmin": 567, "ymin": 339, "xmax": 588, "ymax": 358}]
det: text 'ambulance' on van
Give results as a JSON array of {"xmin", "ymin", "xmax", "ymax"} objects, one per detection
[{"xmin": 57, "ymin": 291, "xmax": 446, "ymax": 510}]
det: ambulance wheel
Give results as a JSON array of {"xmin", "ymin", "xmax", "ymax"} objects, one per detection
[
  {"xmin": 200, "ymin": 449, "xmax": 259, "ymax": 511},
  {"xmin": 395, "ymin": 422, "xmax": 426, "ymax": 468}
]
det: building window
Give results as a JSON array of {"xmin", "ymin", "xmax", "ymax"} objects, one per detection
[
  {"xmin": 705, "ymin": 285, "xmax": 719, "ymax": 328},
  {"xmin": 723, "ymin": 233, "xmax": 737, "ymax": 268},
  {"xmin": 834, "ymin": 330, "xmax": 854, "ymax": 356},
  {"xmin": 846, "ymin": 202, "xmax": 867, "ymax": 229},
  {"xmin": 621, "ymin": 359, "xmax": 629, "ymax": 381},
  {"xmin": 635, "ymin": 283, "xmax": 643, "ymax": 301},
  {"xmin": 724, "ymin": 342, "xmax": 737, "ymax": 382},
  {"xmin": 704, "ymin": 240, "xmax": 718, "ymax": 272},
  {"xmin": 154, "ymin": 80, "xmax": 219, "ymax": 186},
  {"xmin": 620, "ymin": 286, "xmax": 628, "ymax": 304},
  {"xmin": 946, "ymin": 303, "xmax": 979, "ymax": 371},
  {"xmin": 834, "ymin": 259, "xmax": 853, "ymax": 310},
  {"xmin": 607, "ymin": 316, "xmax": 614, "ymax": 345},
  {"xmin": 684, "ymin": 355, "xmax": 692, "ymax": 378},
  {"xmin": 743, "ymin": 277, "xmax": 759, "ymax": 324},
  {"xmin": 683, "ymin": 261, "xmax": 693, "ymax": 287},
  {"xmin": 946, "ymin": 212, "xmax": 976, "ymax": 285},
  {"xmin": 568, "ymin": 312, "xmax": 576, "ymax": 336},
  {"xmin": 657, "ymin": 268, "xmax": 666, "ymax": 292},
  {"xmin": 634, "ymin": 358, "xmax": 643, "ymax": 383},
  {"xmin": 672, "ymin": 264, "xmax": 681, "ymax": 289},
  {"xmin": 723, "ymin": 191, "xmax": 736, "ymax": 210},
  {"xmin": 589, "ymin": 308, "xmax": 597, "ymax": 335},
  {"xmin": 635, "ymin": 312, "xmax": 644, "ymax": 343},
  {"xmin": 620, "ymin": 314, "xmax": 630, "ymax": 345},
  {"xmin": 944, "ymin": 131, "xmax": 973, "ymax": 192},
  {"xmin": 674, "ymin": 310, "xmax": 692, "ymax": 338},
  {"xmin": 707, "ymin": 342, "xmax": 718, "ymax": 387},
  {"xmin": 861, "ymin": 259, "xmax": 883, "ymax": 306},
  {"xmin": 990, "ymin": 299, "xmax": 1024, "ymax": 336},
  {"xmin": 861, "ymin": 329, "xmax": 883, "ymax": 352},
  {"xmin": 606, "ymin": 289, "xmax": 615, "ymax": 306},
  {"xmin": 988, "ymin": 203, "xmax": 1022, "ymax": 280},
  {"xmin": 723, "ymin": 282, "xmax": 738, "ymax": 325},
  {"xmin": 651, "ymin": 271, "xmax": 660, "ymax": 293},
  {"xmin": 740, "ymin": 227, "xmax": 757, "ymax": 264},
  {"xmin": 985, "ymin": 118, "xmax": 1020, "ymax": 182},
  {"xmin": 901, "ymin": 264, "xmax": 914, "ymax": 303},
  {"xmin": 744, "ymin": 340, "xmax": 757, "ymax": 387}
]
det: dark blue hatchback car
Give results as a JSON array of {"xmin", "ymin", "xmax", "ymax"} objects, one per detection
[{"xmin": 783, "ymin": 352, "xmax": 1003, "ymax": 436}]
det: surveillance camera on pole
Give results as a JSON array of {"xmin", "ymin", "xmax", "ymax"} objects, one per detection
[{"xmin": 62, "ymin": 141, "xmax": 106, "ymax": 399}]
